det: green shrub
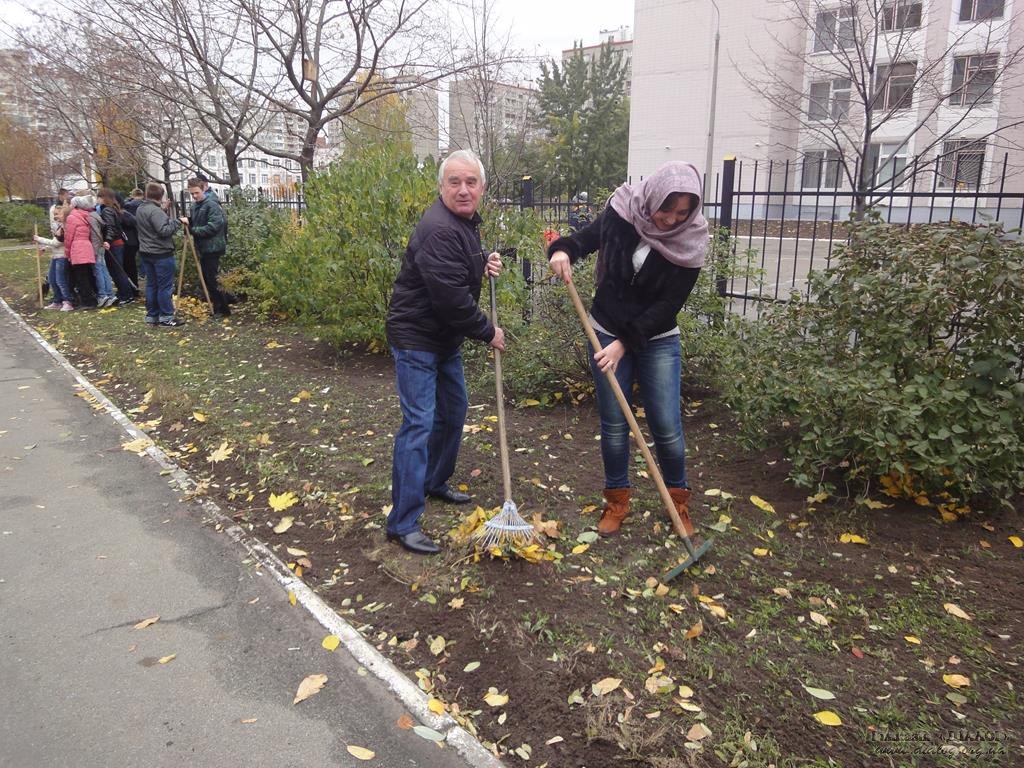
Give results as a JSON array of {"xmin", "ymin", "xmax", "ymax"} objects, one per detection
[
  {"xmin": 218, "ymin": 188, "xmax": 293, "ymax": 294},
  {"xmin": 722, "ymin": 213, "xmax": 1024, "ymax": 505},
  {"xmin": 255, "ymin": 140, "xmax": 436, "ymax": 347},
  {"xmin": 0, "ymin": 202, "xmax": 48, "ymax": 240}
]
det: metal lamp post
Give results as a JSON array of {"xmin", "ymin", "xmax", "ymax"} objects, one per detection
[{"xmin": 703, "ymin": 0, "xmax": 721, "ymax": 199}]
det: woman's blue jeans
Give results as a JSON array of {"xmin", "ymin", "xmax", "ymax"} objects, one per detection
[
  {"xmin": 590, "ymin": 331, "xmax": 687, "ymax": 490},
  {"xmin": 47, "ymin": 257, "xmax": 71, "ymax": 303},
  {"xmin": 92, "ymin": 255, "xmax": 114, "ymax": 299},
  {"xmin": 388, "ymin": 347, "xmax": 468, "ymax": 536}
]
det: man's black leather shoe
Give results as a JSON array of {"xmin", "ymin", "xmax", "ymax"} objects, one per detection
[
  {"xmin": 386, "ymin": 530, "xmax": 441, "ymax": 555},
  {"xmin": 427, "ymin": 485, "xmax": 472, "ymax": 504}
]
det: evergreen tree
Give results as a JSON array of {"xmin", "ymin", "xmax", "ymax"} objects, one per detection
[{"xmin": 537, "ymin": 42, "xmax": 629, "ymax": 195}]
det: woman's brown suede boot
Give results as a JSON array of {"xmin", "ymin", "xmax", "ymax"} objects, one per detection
[
  {"xmin": 668, "ymin": 487, "xmax": 695, "ymax": 537},
  {"xmin": 597, "ymin": 488, "xmax": 631, "ymax": 536}
]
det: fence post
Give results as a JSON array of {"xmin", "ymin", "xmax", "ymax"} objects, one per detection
[
  {"xmin": 715, "ymin": 156, "xmax": 736, "ymax": 298},
  {"xmin": 518, "ymin": 176, "xmax": 535, "ymax": 323}
]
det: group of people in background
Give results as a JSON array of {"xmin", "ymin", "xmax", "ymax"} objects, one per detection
[{"xmin": 34, "ymin": 176, "xmax": 229, "ymax": 327}]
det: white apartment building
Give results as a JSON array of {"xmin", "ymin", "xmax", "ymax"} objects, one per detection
[
  {"xmin": 446, "ymin": 77, "xmax": 542, "ymax": 156},
  {"xmin": 629, "ymin": 0, "xmax": 1024, "ymax": 216},
  {"xmin": 561, "ymin": 26, "xmax": 634, "ymax": 96}
]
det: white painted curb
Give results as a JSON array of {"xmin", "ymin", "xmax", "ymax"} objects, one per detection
[{"xmin": 0, "ymin": 297, "xmax": 505, "ymax": 768}]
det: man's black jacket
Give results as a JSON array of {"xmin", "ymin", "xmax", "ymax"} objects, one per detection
[{"xmin": 386, "ymin": 198, "xmax": 494, "ymax": 355}]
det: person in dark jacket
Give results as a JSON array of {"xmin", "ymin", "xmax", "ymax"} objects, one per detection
[
  {"xmin": 180, "ymin": 177, "xmax": 229, "ymax": 317},
  {"xmin": 548, "ymin": 161, "xmax": 708, "ymax": 538},
  {"xmin": 384, "ymin": 149, "xmax": 505, "ymax": 555},
  {"xmin": 97, "ymin": 188, "xmax": 137, "ymax": 304},
  {"xmin": 135, "ymin": 182, "xmax": 184, "ymax": 327},
  {"xmin": 120, "ymin": 188, "xmax": 143, "ymax": 288}
]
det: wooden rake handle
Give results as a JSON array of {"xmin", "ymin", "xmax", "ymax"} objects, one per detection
[
  {"xmin": 489, "ymin": 275, "xmax": 513, "ymax": 502},
  {"xmin": 562, "ymin": 275, "xmax": 691, "ymax": 541}
]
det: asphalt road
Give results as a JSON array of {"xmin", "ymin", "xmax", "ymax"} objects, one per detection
[{"xmin": 0, "ymin": 305, "xmax": 468, "ymax": 768}]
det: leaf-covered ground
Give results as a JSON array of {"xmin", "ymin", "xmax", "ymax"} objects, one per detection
[{"xmin": 2, "ymin": 249, "xmax": 1022, "ymax": 768}]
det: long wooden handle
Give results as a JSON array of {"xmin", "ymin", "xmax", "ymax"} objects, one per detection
[
  {"xmin": 34, "ymin": 224, "xmax": 44, "ymax": 308},
  {"xmin": 489, "ymin": 275, "xmax": 513, "ymax": 501},
  {"xmin": 563, "ymin": 276, "xmax": 689, "ymax": 540}
]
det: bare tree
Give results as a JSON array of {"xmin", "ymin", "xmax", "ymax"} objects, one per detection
[
  {"xmin": 444, "ymin": 0, "xmax": 536, "ymax": 188},
  {"xmin": 748, "ymin": 0, "xmax": 1024, "ymax": 211}
]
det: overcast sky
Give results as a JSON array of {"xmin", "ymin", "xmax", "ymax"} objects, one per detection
[{"xmin": 491, "ymin": 0, "xmax": 634, "ymax": 60}]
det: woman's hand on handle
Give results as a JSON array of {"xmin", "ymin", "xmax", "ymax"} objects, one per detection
[
  {"xmin": 548, "ymin": 250, "xmax": 571, "ymax": 283},
  {"xmin": 593, "ymin": 339, "xmax": 625, "ymax": 373}
]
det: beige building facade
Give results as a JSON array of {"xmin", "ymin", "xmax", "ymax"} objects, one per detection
[{"xmin": 629, "ymin": 0, "xmax": 1024, "ymax": 214}]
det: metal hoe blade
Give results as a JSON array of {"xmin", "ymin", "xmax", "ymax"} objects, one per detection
[{"xmin": 662, "ymin": 536, "xmax": 715, "ymax": 582}]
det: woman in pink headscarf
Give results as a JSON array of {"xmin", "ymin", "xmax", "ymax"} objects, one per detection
[{"xmin": 548, "ymin": 162, "xmax": 708, "ymax": 538}]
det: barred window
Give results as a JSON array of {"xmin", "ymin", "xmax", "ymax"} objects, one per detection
[{"xmin": 938, "ymin": 139, "xmax": 986, "ymax": 188}]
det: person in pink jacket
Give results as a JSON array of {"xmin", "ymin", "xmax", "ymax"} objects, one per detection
[{"xmin": 63, "ymin": 195, "xmax": 99, "ymax": 308}]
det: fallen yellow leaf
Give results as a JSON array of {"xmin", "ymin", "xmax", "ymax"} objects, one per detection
[
  {"xmin": 752, "ymin": 547, "xmax": 770, "ymax": 557},
  {"xmin": 322, "ymin": 635, "xmax": 341, "ymax": 652},
  {"xmin": 288, "ymin": 591, "xmax": 297, "ymax": 606},
  {"xmin": 346, "ymin": 745, "xmax": 375, "ymax": 761},
  {"xmin": 809, "ymin": 611, "xmax": 829, "ymax": 626},
  {"xmin": 686, "ymin": 723, "xmax": 712, "ymax": 741},
  {"xmin": 571, "ymin": 543, "xmax": 590, "ymax": 555},
  {"xmin": 904, "ymin": 635, "xmax": 922, "ymax": 645},
  {"xmin": 192, "ymin": 411, "xmax": 207, "ymax": 422},
  {"xmin": 685, "ymin": 620, "xmax": 704, "ymax": 640},
  {"xmin": 207, "ymin": 441, "xmax": 234, "ymax": 463},
  {"xmin": 134, "ymin": 616, "xmax": 159, "ymax": 630},
  {"xmin": 427, "ymin": 698, "xmax": 445, "ymax": 715},
  {"xmin": 158, "ymin": 654, "xmax": 176, "ymax": 664},
  {"xmin": 273, "ymin": 516, "xmax": 294, "ymax": 534},
  {"xmin": 839, "ymin": 533, "xmax": 869, "ymax": 545},
  {"xmin": 749, "ymin": 495, "xmax": 776, "ymax": 514},
  {"xmin": 943, "ymin": 674, "xmax": 970, "ymax": 689},
  {"xmin": 293, "ymin": 674, "xmax": 328, "ymax": 704},
  {"xmin": 813, "ymin": 710, "xmax": 842, "ymax": 726},
  {"xmin": 591, "ymin": 677, "xmax": 622, "ymax": 697},
  {"xmin": 944, "ymin": 603, "xmax": 972, "ymax": 621},
  {"xmin": 121, "ymin": 437, "xmax": 154, "ymax": 454},
  {"xmin": 1009, "ymin": 535, "xmax": 1023, "ymax": 548},
  {"xmin": 269, "ymin": 491, "xmax": 298, "ymax": 512},
  {"xmin": 483, "ymin": 688, "xmax": 509, "ymax": 707}
]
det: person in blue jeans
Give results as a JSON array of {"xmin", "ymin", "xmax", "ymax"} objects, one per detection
[
  {"xmin": 133, "ymin": 182, "xmax": 184, "ymax": 327},
  {"xmin": 547, "ymin": 161, "xmax": 709, "ymax": 538},
  {"xmin": 385, "ymin": 149, "xmax": 505, "ymax": 555}
]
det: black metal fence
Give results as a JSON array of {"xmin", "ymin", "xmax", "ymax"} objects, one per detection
[{"xmin": 706, "ymin": 153, "xmax": 1024, "ymax": 314}]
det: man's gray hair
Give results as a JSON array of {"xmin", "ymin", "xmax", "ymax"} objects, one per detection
[{"xmin": 438, "ymin": 150, "xmax": 486, "ymax": 187}]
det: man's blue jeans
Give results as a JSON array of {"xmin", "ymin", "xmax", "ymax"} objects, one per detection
[
  {"xmin": 590, "ymin": 331, "xmax": 687, "ymax": 490},
  {"xmin": 388, "ymin": 347, "xmax": 468, "ymax": 536},
  {"xmin": 140, "ymin": 254, "xmax": 177, "ymax": 321}
]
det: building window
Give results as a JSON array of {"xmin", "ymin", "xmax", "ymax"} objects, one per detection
[
  {"xmin": 808, "ymin": 78, "xmax": 851, "ymax": 120},
  {"xmin": 866, "ymin": 142, "xmax": 909, "ymax": 187},
  {"xmin": 248, "ymin": 173, "xmax": 256, "ymax": 185},
  {"xmin": 881, "ymin": 1, "xmax": 922, "ymax": 30},
  {"xmin": 813, "ymin": 8, "xmax": 855, "ymax": 52},
  {"xmin": 959, "ymin": 0, "xmax": 1004, "ymax": 21},
  {"xmin": 949, "ymin": 53, "xmax": 998, "ymax": 106},
  {"xmin": 261, "ymin": 174, "xmax": 269, "ymax": 184},
  {"xmin": 801, "ymin": 149, "xmax": 843, "ymax": 189},
  {"xmin": 938, "ymin": 139, "xmax": 986, "ymax": 188},
  {"xmin": 873, "ymin": 62, "xmax": 916, "ymax": 111}
]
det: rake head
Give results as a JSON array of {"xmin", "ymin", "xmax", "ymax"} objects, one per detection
[{"xmin": 474, "ymin": 499, "xmax": 537, "ymax": 551}]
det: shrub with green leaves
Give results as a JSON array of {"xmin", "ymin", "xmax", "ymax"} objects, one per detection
[
  {"xmin": 0, "ymin": 202, "xmax": 48, "ymax": 240},
  {"xmin": 722, "ymin": 213, "xmax": 1024, "ymax": 504},
  {"xmin": 255, "ymin": 140, "xmax": 436, "ymax": 347},
  {"xmin": 219, "ymin": 188, "xmax": 293, "ymax": 290}
]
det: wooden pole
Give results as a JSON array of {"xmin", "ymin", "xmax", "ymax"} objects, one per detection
[
  {"xmin": 33, "ymin": 224, "xmax": 44, "ymax": 308},
  {"xmin": 563, "ymin": 275, "xmax": 699, "ymax": 553}
]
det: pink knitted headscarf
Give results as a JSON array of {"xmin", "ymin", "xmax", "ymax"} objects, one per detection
[{"xmin": 608, "ymin": 161, "xmax": 709, "ymax": 268}]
